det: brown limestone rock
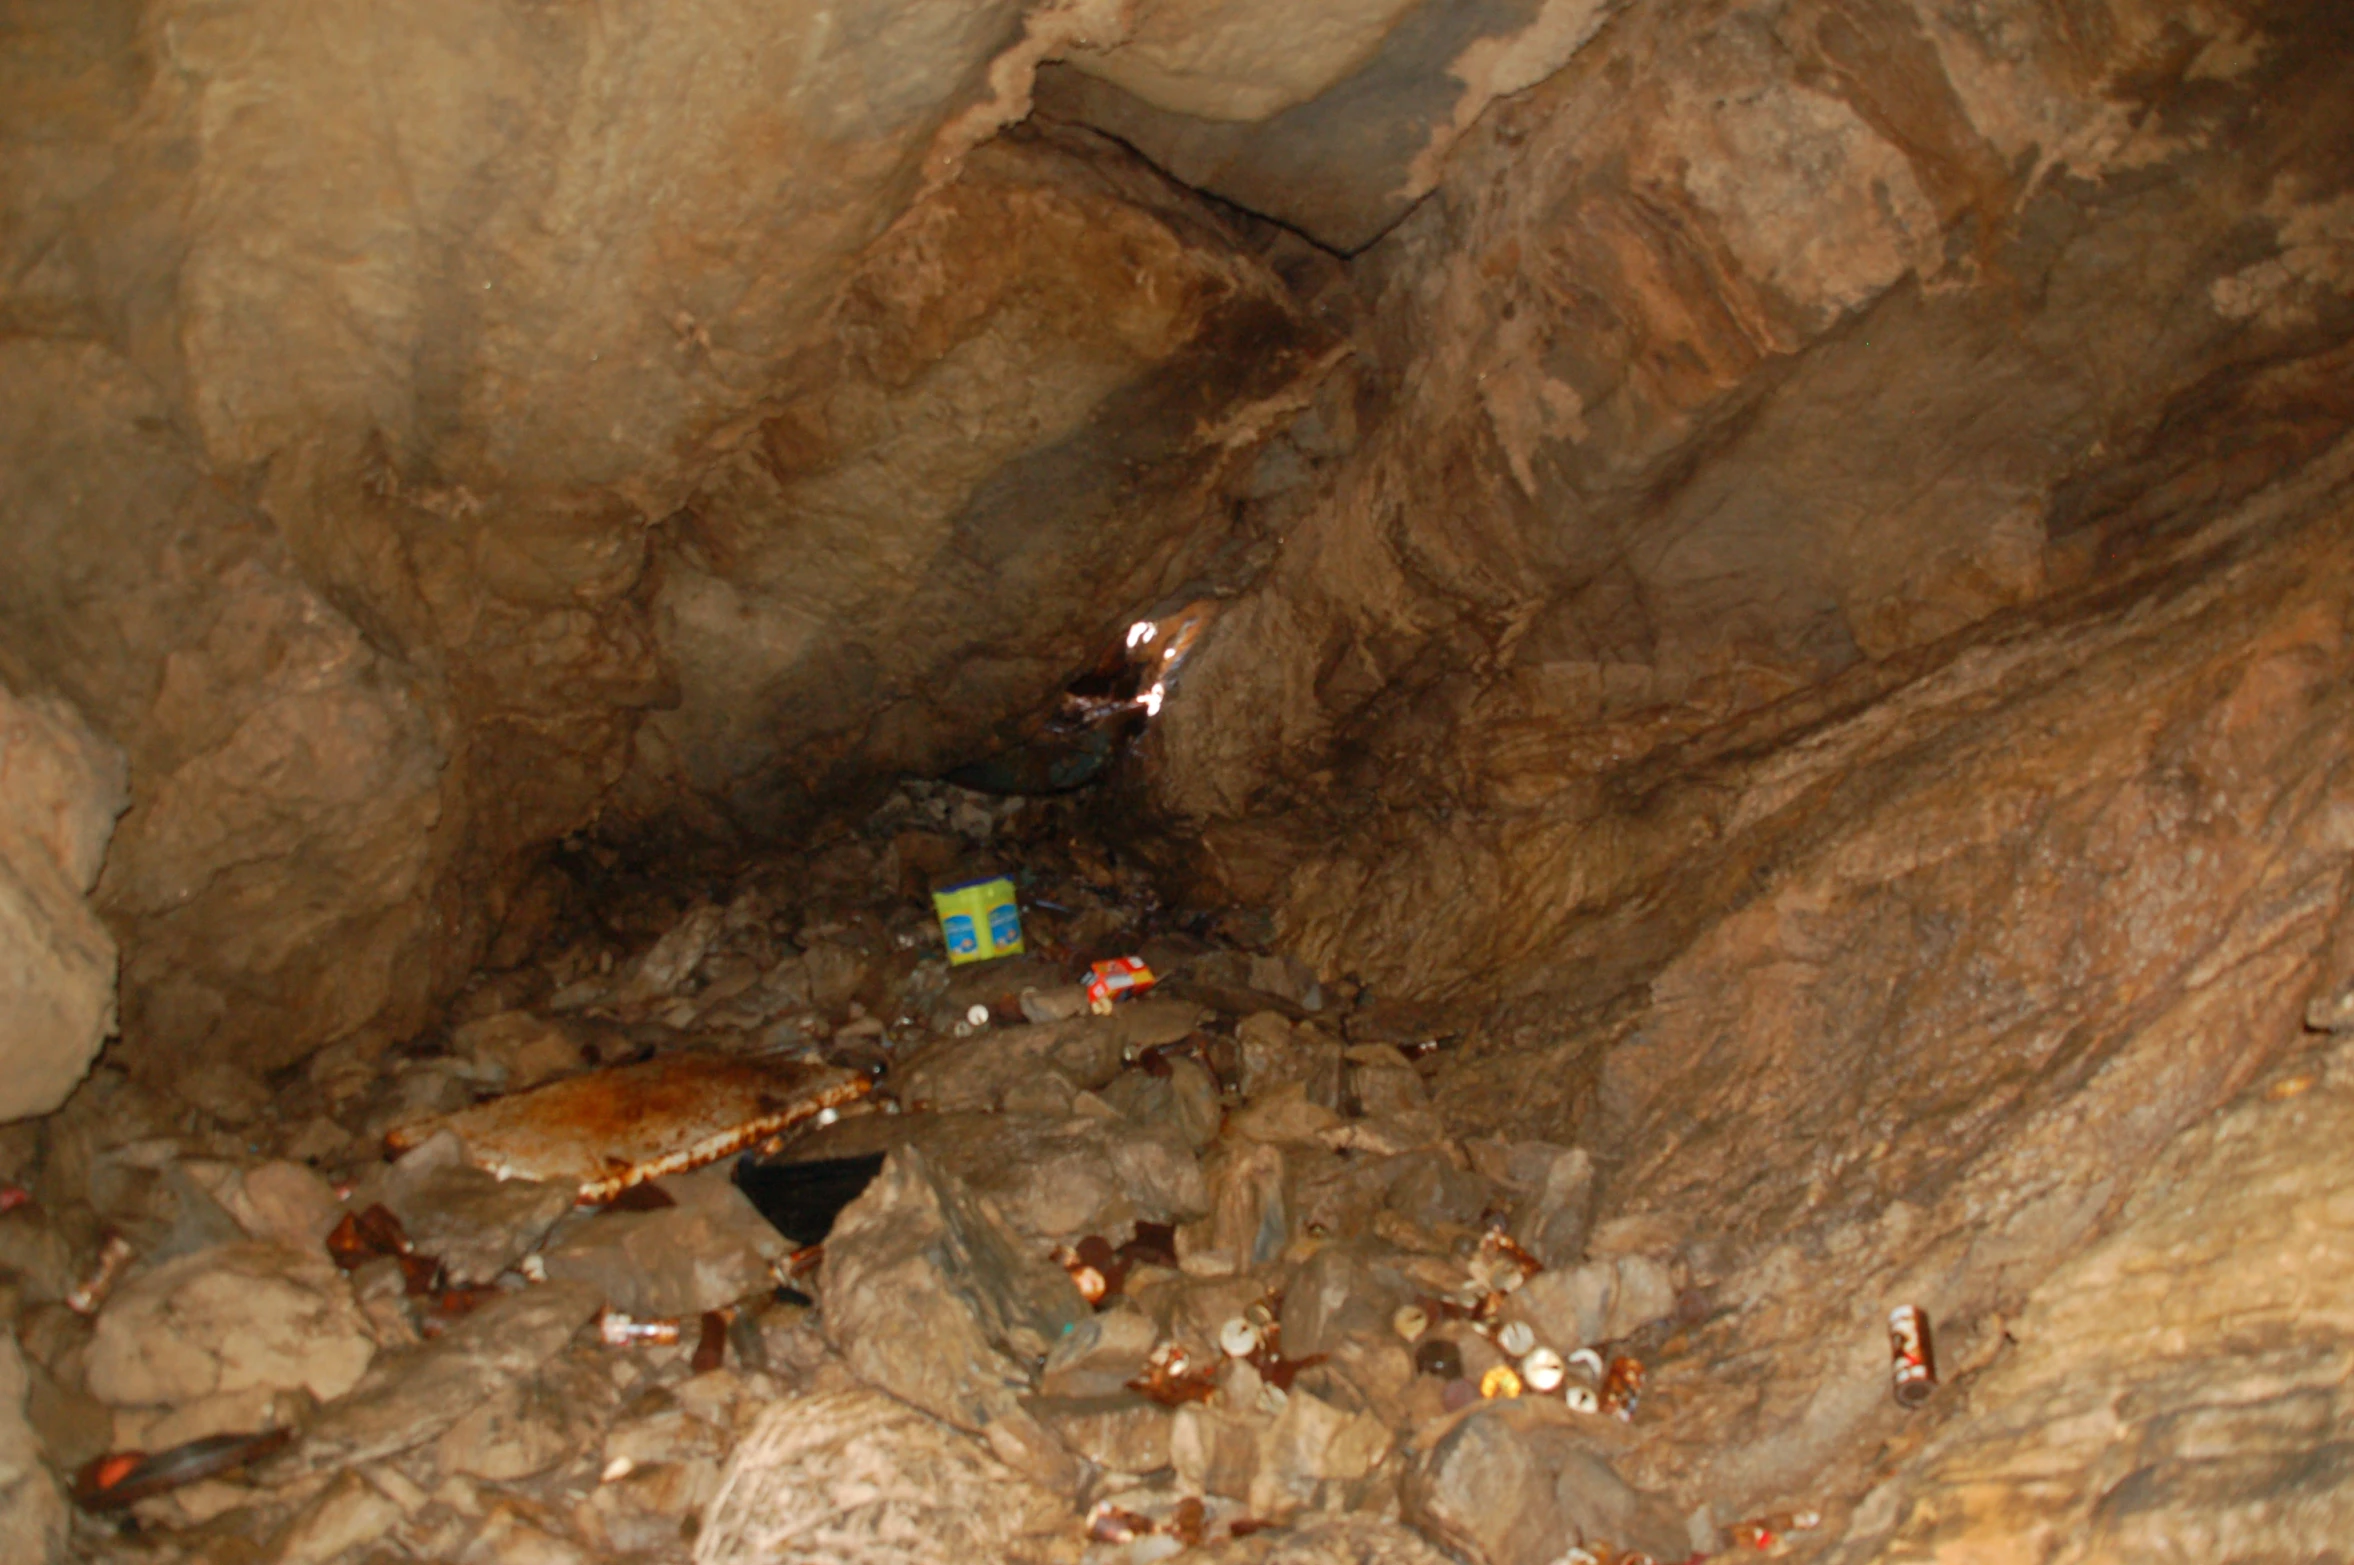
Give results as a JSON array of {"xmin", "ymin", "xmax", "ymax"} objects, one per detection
[
  {"xmin": 0, "ymin": 685, "xmax": 127, "ymax": 1122},
  {"xmin": 820, "ymin": 1146, "xmax": 1090, "ymax": 1435},
  {"xmin": 86, "ymin": 1242, "xmax": 375, "ymax": 1411}
]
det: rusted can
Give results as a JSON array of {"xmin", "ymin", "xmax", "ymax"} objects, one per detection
[
  {"xmin": 1889, "ymin": 1304, "xmax": 1936, "ymax": 1407},
  {"xmin": 66, "ymin": 1234, "xmax": 135, "ymax": 1316},
  {"xmin": 1599, "ymin": 1355, "xmax": 1643, "ymax": 1421}
]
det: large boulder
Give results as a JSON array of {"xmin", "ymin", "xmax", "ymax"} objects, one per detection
[
  {"xmin": 0, "ymin": 685, "xmax": 126, "ymax": 1122},
  {"xmin": 820, "ymin": 1146, "xmax": 1088, "ymax": 1434},
  {"xmin": 86, "ymin": 1241, "xmax": 375, "ymax": 1411}
]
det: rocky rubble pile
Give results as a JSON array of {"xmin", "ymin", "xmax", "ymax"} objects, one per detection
[{"xmin": 0, "ymin": 780, "xmax": 1792, "ymax": 1565}]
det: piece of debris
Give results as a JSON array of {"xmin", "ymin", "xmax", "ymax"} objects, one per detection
[
  {"xmin": 384, "ymin": 1054, "xmax": 869, "ymax": 1202},
  {"xmin": 71, "ymin": 1428, "xmax": 291, "ymax": 1511}
]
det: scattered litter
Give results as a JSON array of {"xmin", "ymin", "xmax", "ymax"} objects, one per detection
[
  {"xmin": 386, "ymin": 1053, "xmax": 869, "ymax": 1203},
  {"xmin": 1089, "ymin": 1501, "xmax": 1156, "ymax": 1543},
  {"xmin": 1393, "ymin": 1303, "xmax": 1430, "ymax": 1341},
  {"xmin": 932, "ymin": 874, "xmax": 1024, "ymax": 964},
  {"xmin": 1889, "ymin": 1304, "xmax": 1937, "ymax": 1408},
  {"xmin": 72, "ymin": 1429, "xmax": 293, "ymax": 1511},
  {"xmin": 1522, "ymin": 1346, "xmax": 1566, "ymax": 1392},
  {"xmin": 1728, "ymin": 1509, "xmax": 1824, "ymax": 1549},
  {"xmin": 1052, "ymin": 1235, "xmax": 1122, "ymax": 1303},
  {"xmin": 65, "ymin": 1232, "xmax": 134, "ymax": 1315},
  {"xmin": 1496, "ymin": 1319, "xmax": 1535, "ymax": 1357},
  {"xmin": 1565, "ymin": 1385, "xmax": 1600, "ymax": 1413},
  {"xmin": 1479, "ymin": 1364, "xmax": 1522, "ymax": 1399},
  {"xmin": 694, "ymin": 1309, "xmax": 730, "ymax": 1373},
  {"xmin": 598, "ymin": 1309, "xmax": 684, "ymax": 1346},
  {"xmin": 1085, "ymin": 957, "xmax": 1157, "ymax": 1014},
  {"xmin": 1129, "ymin": 1341, "xmax": 1219, "ymax": 1406},
  {"xmin": 1219, "ymin": 1316, "xmax": 1262, "ymax": 1358},
  {"xmin": 1600, "ymin": 1356, "xmax": 1644, "ymax": 1421},
  {"xmin": 0, "ymin": 1184, "xmax": 31, "ymax": 1213}
]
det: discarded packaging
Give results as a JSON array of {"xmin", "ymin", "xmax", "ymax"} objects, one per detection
[
  {"xmin": 1480, "ymin": 1364, "xmax": 1523, "ymax": 1399},
  {"xmin": 932, "ymin": 875, "xmax": 1023, "ymax": 965},
  {"xmin": 1414, "ymin": 1339, "xmax": 1463, "ymax": 1380},
  {"xmin": 1521, "ymin": 1346, "xmax": 1566, "ymax": 1392},
  {"xmin": 599, "ymin": 1309, "xmax": 684, "ymax": 1346},
  {"xmin": 1889, "ymin": 1304, "xmax": 1937, "ymax": 1408},
  {"xmin": 1564, "ymin": 1385, "xmax": 1600, "ymax": 1414},
  {"xmin": 1566, "ymin": 1347, "xmax": 1606, "ymax": 1382},
  {"xmin": 1085, "ymin": 957, "xmax": 1157, "ymax": 1014},
  {"xmin": 66, "ymin": 1233, "xmax": 135, "ymax": 1316},
  {"xmin": 1392, "ymin": 1303, "xmax": 1429, "ymax": 1341},
  {"xmin": 1496, "ymin": 1319, "xmax": 1536, "ymax": 1357},
  {"xmin": 964, "ymin": 1003, "xmax": 992, "ymax": 1028},
  {"xmin": 1728, "ymin": 1510, "xmax": 1824, "ymax": 1549},
  {"xmin": 1219, "ymin": 1316, "xmax": 1263, "ymax": 1358},
  {"xmin": 386, "ymin": 1053, "xmax": 869, "ymax": 1203}
]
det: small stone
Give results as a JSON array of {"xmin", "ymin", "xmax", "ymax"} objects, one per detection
[
  {"xmin": 540, "ymin": 1163, "xmax": 787, "ymax": 1316},
  {"xmin": 1247, "ymin": 1384, "xmax": 1392, "ymax": 1523},
  {"xmin": 1174, "ymin": 1141, "xmax": 1290, "ymax": 1277},
  {"xmin": 1027, "ymin": 1392, "xmax": 1173, "ymax": 1473},
  {"xmin": 223, "ymin": 1161, "xmax": 344, "ymax": 1249},
  {"xmin": 462, "ymin": 1504, "xmax": 589, "ymax": 1565},
  {"xmin": 1170, "ymin": 1403, "xmax": 1260, "ymax": 1500},
  {"xmin": 384, "ymin": 1156, "xmax": 574, "ymax": 1287},
  {"xmin": 268, "ymin": 1281, "xmax": 603, "ymax": 1477},
  {"xmin": 271, "ymin": 1470, "xmax": 405, "ymax": 1565},
  {"xmin": 86, "ymin": 1241, "xmax": 375, "ymax": 1409},
  {"xmin": 821, "ymin": 1147, "xmax": 1087, "ymax": 1434},
  {"xmin": 0, "ymin": 1337, "xmax": 66, "ymax": 1565},
  {"xmin": 1038, "ymin": 1303, "xmax": 1158, "ymax": 1398},
  {"xmin": 1404, "ymin": 1406, "xmax": 1689, "ymax": 1565}
]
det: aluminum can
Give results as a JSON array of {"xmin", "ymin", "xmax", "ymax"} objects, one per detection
[{"xmin": 1888, "ymin": 1304, "xmax": 1936, "ymax": 1407}]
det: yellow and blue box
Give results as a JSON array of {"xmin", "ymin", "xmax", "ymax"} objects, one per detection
[{"xmin": 931, "ymin": 874, "xmax": 1024, "ymax": 965}]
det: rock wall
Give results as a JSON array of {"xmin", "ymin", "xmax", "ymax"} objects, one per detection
[
  {"xmin": 0, "ymin": 686, "xmax": 126, "ymax": 1123},
  {"xmin": 1144, "ymin": 0, "xmax": 2354, "ymax": 969},
  {"xmin": 0, "ymin": 2, "xmax": 1336, "ymax": 1074}
]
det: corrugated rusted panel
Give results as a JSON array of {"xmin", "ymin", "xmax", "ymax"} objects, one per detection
[{"xmin": 385, "ymin": 1054, "xmax": 870, "ymax": 1203}]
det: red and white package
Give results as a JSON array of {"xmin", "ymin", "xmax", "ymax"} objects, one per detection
[{"xmin": 1084, "ymin": 957, "xmax": 1157, "ymax": 1011}]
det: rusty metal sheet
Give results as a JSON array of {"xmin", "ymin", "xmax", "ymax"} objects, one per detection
[{"xmin": 385, "ymin": 1054, "xmax": 870, "ymax": 1203}]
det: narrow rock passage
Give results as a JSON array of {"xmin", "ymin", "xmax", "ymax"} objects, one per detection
[{"xmin": 12, "ymin": 440, "xmax": 2354, "ymax": 1562}]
